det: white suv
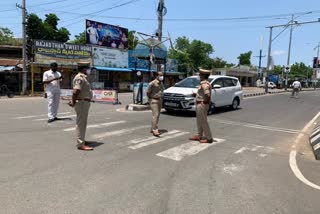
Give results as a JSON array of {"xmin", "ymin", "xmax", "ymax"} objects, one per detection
[{"xmin": 163, "ymin": 75, "xmax": 243, "ymax": 113}]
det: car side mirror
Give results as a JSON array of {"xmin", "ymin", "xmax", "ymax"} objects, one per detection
[{"xmin": 213, "ymin": 84, "xmax": 221, "ymax": 89}]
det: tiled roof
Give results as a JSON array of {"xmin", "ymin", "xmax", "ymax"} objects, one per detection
[{"xmin": 0, "ymin": 58, "xmax": 21, "ymax": 66}]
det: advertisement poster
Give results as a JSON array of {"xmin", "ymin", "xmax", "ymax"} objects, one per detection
[
  {"xmin": 92, "ymin": 47, "xmax": 128, "ymax": 68},
  {"xmin": 34, "ymin": 40, "xmax": 92, "ymax": 65},
  {"xmin": 166, "ymin": 59, "xmax": 178, "ymax": 73},
  {"xmin": 86, "ymin": 19, "xmax": 128, "ymax": 49},
  {"xmin": 128, "ymin": 50, "xmax": 157, "ymax": 71},
  {"xmin": 60, "ymin": 89, "xmax": 116, "ymax": 102},
  {"xmin": 133, "ymin": 82, "xmax": 149, "ymax": 104}
]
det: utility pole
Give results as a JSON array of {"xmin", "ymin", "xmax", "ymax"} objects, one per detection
[
  {"xmin": 285, "ymin": 15, "xmax": 294, "ymax": 91},
  {"xmin": 157, "ymin": 0, "xmax": 166, "ymax": 79},
  {"xmin": 266, "ymin": 27, "xmax": 273, "ymax": 93},
  {"xmin": 315, "ymin": 42, "xmax": 320, "ymax": 89},
  {"xmin": 157, "ymin": 0, "xmax": 164, "ymax": 42},
  {"xmin": 254, "ymin": 36, "xmax": 266, "ymax": 80},
  {"xmin": 266, "ymin": 18, "xmax": 320, "ymax": 93},
  {"xmin": 16, "ymin": 0, "xmax": 27, "ymax": 95}
]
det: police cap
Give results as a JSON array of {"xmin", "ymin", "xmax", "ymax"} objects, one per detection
[
  {"xmin": 77, "ymin": 61, "xmax": 90, "ymax": 70},
  {"xmin": 199, "ymin": 68, "xmax": 211, "ymax": 75}
]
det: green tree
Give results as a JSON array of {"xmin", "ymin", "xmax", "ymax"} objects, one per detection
[
  {"xmin": 188, "ymin": 40, "xmax": 213, "ymax": 69},
  {"xmin": 238, "ymin": 51, "xmax": 252, "ymax": 65},
  {"xmin": 26, "ymin": 14, "xmax": 43, "ymax": 40},
  {"xmin": 70, "ymin": 31, "xmax": 86, "ymax": 45},
  {"xmin": 270, "ymin": 65, "xmax": 283, "ymax": 75},
  {"xmin": 211, "ymin": 57, "xmax": 227, "ymax": 68},
  {"xmin": 26, "ymin": 13, "xmax": 70, "ymax": 42},
  {"xmin": 0, "ymin": 27, "xmax": 19, "ymax": 45},
  {"xmin": 168, "ymin": 36, "xmax": 214, "ymax": 73},
  {"xmin": 289, "ymin": 62, "xmax": 313, "ymax": 80},
  {"xmin": 128, "ymin": 31, "xmax": 138, "ymax": 50}
]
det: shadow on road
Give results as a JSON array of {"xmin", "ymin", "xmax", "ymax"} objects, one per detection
[
  {"xmin": 85, "ymin": 141, "xmax": 104, "ymax": 148},
  {"xmin": 161, "ymin": 107, "xmax": 242, "ymax": 118},
  {"xmin": 56, "ymin": 117, "xmax": 73, "ymax": 121}
]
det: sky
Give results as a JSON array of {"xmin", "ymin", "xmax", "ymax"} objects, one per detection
[{"xmin": 1, "ymin": 0, "xmax": 320, "ymax": 68}]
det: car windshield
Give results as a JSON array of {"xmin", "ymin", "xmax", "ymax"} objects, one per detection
[{"xmin": 175, "ymin": 77, "xmax": 213, "ymax": 88}]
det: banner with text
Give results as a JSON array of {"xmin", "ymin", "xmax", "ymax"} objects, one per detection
[
  {"xmin": 92, "ymin": 47, "xmax": 128, "ymax": 68},
  {"xmin": 34, "ymin": 40, "xmax": 92, "ymax": 66}
]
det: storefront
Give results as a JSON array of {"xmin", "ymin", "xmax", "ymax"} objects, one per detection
[
  {"xmin": 33, "ymin": 40, "xmax": 92, "ymax": 92},
  {"xmin": 0, "ymin": 46, "xmax": 23, "ymax": 93}
]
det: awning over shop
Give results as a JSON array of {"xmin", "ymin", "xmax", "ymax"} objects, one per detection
[
  {"xmin": 130, "ymin": 68, "xmax": 156, "ymax": 73},
  {"xmin": 95, "ymin": 66, "xmax": 132, "ymax": 72}
]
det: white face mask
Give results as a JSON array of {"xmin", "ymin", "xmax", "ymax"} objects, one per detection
[
  {"xmin": 86, "ymin": 69, "xmax": 91, "ymax": 75},
  {"xmin": 158, "ymin": 76, "xmax": 164, "ymax": 81}
]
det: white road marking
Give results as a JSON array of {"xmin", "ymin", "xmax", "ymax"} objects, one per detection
[
  {"xmin": 212, "ymin": 118, "xmax": 299, "ymax": 134},
  {"xmin": 222, "ymin": 164, "xmax": 244, "ymax": 176},
  {"xmin": 289, "ymin": 111, "xmax": 320, "ymax": 191},
  {"xmin": 92, "ymin": 125, "xmax": 149, "ymax": 139},
  {"xmin": 234, "ymin": 145, "xmax": 274, "ymax": 154},
  {"xmin": 127, "ymin": 130, "xmax": 181, "ymax": 145},
  {"xmin": 34, "ymin": 115, "xmax": 76, "ymax": 121},
  {"xmin": 128, "ymin": 131, "xmax": 189, "ymax": 150},
  {"xmin": 234, "ymin": 147, "xmax": 247, "ymax": 154},
  {"xmin": 259, "ymin": 154, "xmax": 268, "ymax": 158},
  {"xmin": 64, "ymin": 121, "xmax": 126, "ymax": 132},
  {"xmin": 156, "ymin": 138, "xmax": 225, "ymax": 161},
  {"xmin": 290, "ymin": 151, "xmax": 320, "ymax": 190},
  {"xmin": 14, "ymin": 112, "xmax": 71, "ymax": 119}
]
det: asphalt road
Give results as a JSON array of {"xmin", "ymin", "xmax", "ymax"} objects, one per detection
[{"xmin": 1, "ymin": 91, "xmax": 320, "ymax": 214}]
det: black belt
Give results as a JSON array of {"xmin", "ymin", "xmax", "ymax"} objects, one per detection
[
  {"xmin": 197, "ymin": 101, "xmax": 210, "ymax": 104},
  {"xmin": 77, "ymin": 98, "xmax": 92, "ymax": 102}
]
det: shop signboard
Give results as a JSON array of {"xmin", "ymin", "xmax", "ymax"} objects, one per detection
[
  {"xmin": 92, "ymin": 46, "xmax": 128, "ymax": 68},
  {"xmin": 34, "ymin": 40, "xmax": 92, "ymax": 66}
]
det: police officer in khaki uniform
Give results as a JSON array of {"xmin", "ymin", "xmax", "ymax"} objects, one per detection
[
  {"xmin": 147, "ymin": 71, "xmax": 164, "ymax": 137},
  {"xmin": 69, "ymin": 62, "xmax": 93, "ymax": 151},
  {"xmin": 189, "ymin": 69, "xmax": 214, "ymax": 143}
]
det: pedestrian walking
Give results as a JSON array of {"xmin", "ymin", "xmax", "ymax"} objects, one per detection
[
  {"xmin": 68, "ymin": 62, "xmax": 93, "ymax": 151},
  {"xmin": 291, "ymin": 78, "xmax": 301, "ymax": 98},
  {"xmin": 43, "ymin": 62, "xmax": 62, "ymax": 123},
  {"xmin": 147, "ymin": 72, "xmax": 164, "ymax": 137},
  {"xmin": 189, "ymin": 69, "xmax": 214, "ymax": 143}
]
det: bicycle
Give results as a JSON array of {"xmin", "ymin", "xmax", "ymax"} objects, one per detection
[{"xmin": 0, "ymin": 84, "xmax": 14, "ymax": 98}]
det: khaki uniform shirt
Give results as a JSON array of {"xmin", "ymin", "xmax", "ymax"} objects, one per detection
[
  {"xmin": 73, "ymin": 72, "xmax": 93, "ymax": 99},
  {"xmin": 196, "ymin": 80, "xmax": 211, "ymax": 103},
  {"xmin": 147, "ymin": 79, "xmax": 164, "ymax": 101}
]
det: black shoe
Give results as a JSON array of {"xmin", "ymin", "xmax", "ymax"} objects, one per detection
[
  {"xmin": 54, "ymin": 117, "xmax": 61, "ymax": 120},
  {"xmin": 48, "ymin": 118, "xmax": 55, "ymax": 123}
]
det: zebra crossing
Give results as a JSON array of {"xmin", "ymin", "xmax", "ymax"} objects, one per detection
[{"xmin": 11, "ymin": 112, "xmax": 275, "ymax": 161}]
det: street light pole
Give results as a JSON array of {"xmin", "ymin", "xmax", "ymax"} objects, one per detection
[{"xmin": 285, "ymin": 15, "xmax": 294, "ymax": 91}]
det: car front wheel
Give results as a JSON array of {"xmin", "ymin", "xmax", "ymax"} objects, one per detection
[{"xmin": 231, "ymin": 98, "xmax": 239, "ymax": 110}]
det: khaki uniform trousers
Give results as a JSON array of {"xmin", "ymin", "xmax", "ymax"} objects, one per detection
[
  {"xmin": 196, "ymin": 103, "xmax": 212, "ymax": 140},
  {"xmin": 150, "ymin": 99, "xmax": 162, "ymax": 131},
  {"xmin": 74, "ymin": 101, "xmax": 90, "ymax": 146}
]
